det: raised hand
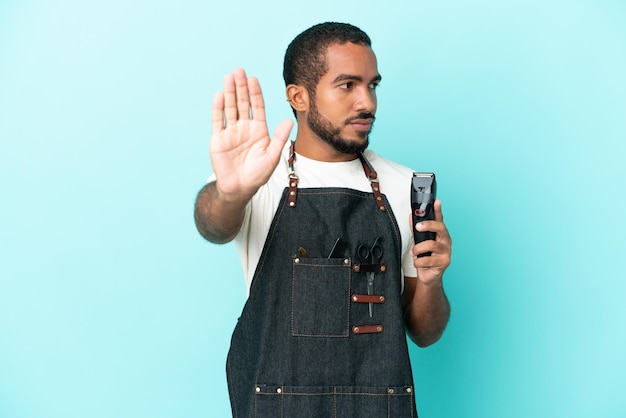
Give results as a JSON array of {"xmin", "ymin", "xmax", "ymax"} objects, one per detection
[{"xmin": 210, "ymin": 68, "xmax": 294, "ymax": 202}]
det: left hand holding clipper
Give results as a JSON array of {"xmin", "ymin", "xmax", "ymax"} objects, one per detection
[{"xmin": 411, "ymin": 200, "xmax": 452, "ymax": 286}]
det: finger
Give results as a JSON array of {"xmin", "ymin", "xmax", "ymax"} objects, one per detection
[
  {"xmin": 248, "ymin": 76, "xmax": 266, "ymax": 122},
  {"xmin": 211, "ymin": 92, "xmax": 225, "ymax": 133},
  {"xmin": 415, "ymin": 223, "xmax": 451, "ymax": 249},
  {"xmin": 434, "ymin": 199, "xmax": 444, "ymax": 222},
  {"xmin": 268, "ymin": 119, "xmax": 294, "ymax": 155},
  {"xmin": 414, "ymin": 259, "xmax": 446, "ymax": 274},
  {"xmin": 414, "ymin": 259, "xmax": 450, "ymax": 275},
  {"xmin": 233, "ymin": 68, "xmax": 251, "ymax": 121},
  {"xmin": 412, "ymin": 237, "xmax": 451, "ymax": 257},
  {"xmin": 412, "ymin": 239, "xmax": 443, "ymax": 256},
  {"xmin": 272, "ymin": 119, "xmax": 294, "ymax": 143},
  {"xmin": 413, "ymin": 244, "xmax": 451, "ymax": 267},
  {"xmin": 412, "ymin": 240, "xmax": 435, "ymax": 257},
  {"xmin": 414, "ymin": 255, "xmax": 443, "ymax": 269},
  {"xmin": 415, "ymin": 219, "xmax": 448, "ymax": 236},
  {"xmin": 223, "ymin": 73, "xmax": 238, "ymax": 125}
]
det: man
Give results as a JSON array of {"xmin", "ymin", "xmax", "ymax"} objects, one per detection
[{"xmin": 195, "ymin": 22, "xmax": 451, "ymax": 418}]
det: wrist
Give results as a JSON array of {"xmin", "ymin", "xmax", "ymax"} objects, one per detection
[
  {"xmin": 416, "ymin": 273, "xmax": 444, "ymax": 289},
  {"xmin": 213, "ymin": 181, "xmax": 254, "ymax": 206}
]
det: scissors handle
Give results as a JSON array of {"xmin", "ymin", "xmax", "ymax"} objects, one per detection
[
  {"xmin": 369, "ymin": 236, "xmax": 383, "ymax": 262},
  {"xmin": 357, "ymin": 236, "xmax": 384, "ymax": 264},
  {"xmin": 357, "ymin": 244, "xmax": 370, "ymax": 263}
]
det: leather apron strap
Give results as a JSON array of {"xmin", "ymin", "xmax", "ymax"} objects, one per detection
[{"xmin": 287, "ymin": 140, "xmax": 387, "ymax": 212}]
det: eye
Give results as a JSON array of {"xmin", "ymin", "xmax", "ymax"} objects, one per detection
[
  {"xmin": 368, "ymin": 82, "xmax": 380, "ymax": 90},
  {"xmin": 338, "ymin": 82, "xmax": 353, "ymax": 89}
]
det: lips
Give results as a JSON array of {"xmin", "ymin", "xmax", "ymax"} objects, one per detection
[{"xmin": 350, "ymin": 119, "xmax": 374, "ymax": 131}]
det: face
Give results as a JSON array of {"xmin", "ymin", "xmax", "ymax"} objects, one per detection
[{"xmin": 306, "ymin": 43, "xmax": 381, "ymax": 155}]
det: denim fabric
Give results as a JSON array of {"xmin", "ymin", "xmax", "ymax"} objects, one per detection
[
  {"xmin": 254, "ymin": 385, "xmax": 415, "ymax": 418},
  {"xmin": 292, "ymin": 257, "xmax": 351, "ymax": 337},
  {"xmin": 227, "ymin": 187, "xmax": 417, "ymax": 417}
]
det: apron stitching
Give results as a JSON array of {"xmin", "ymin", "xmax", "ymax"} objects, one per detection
[
  {"xmin": 291, "ymin": 262, "xmax": 295, "ymax": 337},
  {"xmin": 253, "ymin": 189, "xmax": 289, "ymax": 283},
  {"xmin": 381, "ymin": 194, "xmax": 403, "ymax": 261},
  {"xmin": 297, "ymin": 190, "xmax": 372, "ymax": 197}
]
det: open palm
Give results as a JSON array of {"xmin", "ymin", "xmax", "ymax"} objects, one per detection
[{"xmin": 210, "ymin": 68, "xmax": 293, "ymax": 201}]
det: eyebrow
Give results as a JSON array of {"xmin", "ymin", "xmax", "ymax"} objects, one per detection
[{"xmin": 332, "ymin": 73, "xmax": 383, "ymax": 84}]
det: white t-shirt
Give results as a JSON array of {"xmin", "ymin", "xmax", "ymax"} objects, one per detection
[{"xmin": 212, "ymin": 142, "xmax": 419, "ymax": 295}]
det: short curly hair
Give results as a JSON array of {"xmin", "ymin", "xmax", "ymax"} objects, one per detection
[{"xmin": 283, "ymin": 22, "xmax": 372, "ymax": 114}]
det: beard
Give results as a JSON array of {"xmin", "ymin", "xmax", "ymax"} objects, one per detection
[{"xmin": 306, "ymin": 100, "xmax": 375, "ymax": 155}]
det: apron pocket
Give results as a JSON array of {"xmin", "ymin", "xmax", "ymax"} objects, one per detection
[
  {"xmin": 292, "ymin": 257, "xmax": 352, "ymax": 337},
  {"xmin": 254, "ymin": 385, "xmax": 416, "ymax": 418}
]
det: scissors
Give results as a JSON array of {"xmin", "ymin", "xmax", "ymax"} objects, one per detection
[{"xmin": 357, "ymin": 236, "xmax": 384, "ymax": 318}]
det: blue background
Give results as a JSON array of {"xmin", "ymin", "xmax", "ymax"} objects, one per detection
[{"xmin": 1, "ymin": 1, "xmax": 625, "ymax": 417}]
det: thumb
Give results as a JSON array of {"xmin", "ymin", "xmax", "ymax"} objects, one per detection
[
  {"xmin": 268, "ymin": 119, "xmax": 294, "ymax": 155},
  {"xmin": 434, "ymin": 199, "xmax": 444, "ymax": 222}
]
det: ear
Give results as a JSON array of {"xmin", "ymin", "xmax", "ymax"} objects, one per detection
[{"xmin": 286, "ymin": 84, "xmax": 309, "ymax": 114}]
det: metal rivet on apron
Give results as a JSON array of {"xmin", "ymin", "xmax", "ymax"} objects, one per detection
[
  {"xmin": 380, "ymin": 265, "xmax": 387, "ymax": 272},
  {"xmin": 255, "ymin": 386, "xmax": 261, "ymax": 393},
  {"xmin": 289, "ymin": 202, "xmax": 295, "ymax": 207},
  {"xmin": 352, "ymin": 295, "xmax": 358, "ymax": 302},
  {"xmin": 388, "ymin": 388, "xmax": 395, "ymax": 394},
  {"xmin": 406, "ymin": 387, "xmax": 413, "ymax": 393},
  {"xmin": 289, "ymin": 191, "xmax": 295, "ymax": 196},
  {"xmin": 379, "ymin": 296, "xmax": 385, "ymax": 302},
  {"xmin": 373, "ymin": 186, "xmax": 379, "ymax": 192},
  {"xmin": 276, "ymin": 388, "xmax": 282, "ymax": 394},
  {"xmin": 353, "ymin": 326, "xmax": 360, "ymax": 334},
  {"xmin": 376, "ymin": 326, "xmax": 383, "ymax": 332},
  {"xmin": 376, "ymin": 196, "xmax": 382, "ymax": 201},
  {"xmin": 294, "ymin": 258, "xmax": 300, "ymax": 263},
  {"xmin": 290, "ymin": 182, "xmax": 297, "ymax": 187},
  {"xmin": 353, "ymin": 264, "xmax": 360, "ymax": 273},
  {"xmin": 343, "ymin": 258, "xmax": 350, "ymax": 265},
  {"xmin": 379, "ymin": 205, "xmax": 386, "ymax": 211}
]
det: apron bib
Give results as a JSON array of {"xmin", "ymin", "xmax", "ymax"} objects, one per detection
[{"xmin": 227, "ymin": 144, "xmax": 417, "ymax": 417}]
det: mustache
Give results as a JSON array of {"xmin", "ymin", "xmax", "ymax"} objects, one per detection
[{"xmin": 345, "ymin": 112, "xmax": 376, "ymax": 124}]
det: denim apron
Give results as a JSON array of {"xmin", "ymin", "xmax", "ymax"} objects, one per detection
[{"xmin": 227, "ymin": 143, "xmax": 417, "ymax": 417}]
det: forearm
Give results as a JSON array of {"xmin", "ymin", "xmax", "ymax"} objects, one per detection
[
  {"xmin": 404, "ymin": 278, "xmax": 450, "ymax": 347},
  {"xmin": 194, "ymin": 181, "xmax": 248, "ymax": 244}
]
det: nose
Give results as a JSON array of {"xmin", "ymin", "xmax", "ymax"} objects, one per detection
[{"xmin": 354, "ymin": 86, "xmax": 376, "ymax": 113}]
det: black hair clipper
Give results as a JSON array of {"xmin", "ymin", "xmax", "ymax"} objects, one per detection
[{"xmin": 411, "ymin": 173, "xmax": 437, "ymax": 254}]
